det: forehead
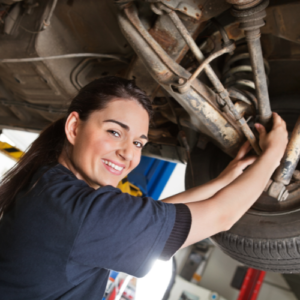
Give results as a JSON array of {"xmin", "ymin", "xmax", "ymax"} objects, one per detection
[{"xmin": 91, "ymin": 98, "xmax": 149, "ymax": 131}]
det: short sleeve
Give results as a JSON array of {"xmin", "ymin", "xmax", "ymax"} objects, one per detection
[
  {"xmin": 159, "ymin": 203, "xmax": 191, "ymax": 261},
  {"xmin": 69, "ymin": 188, "xmax": 178, "ymax": 277}
]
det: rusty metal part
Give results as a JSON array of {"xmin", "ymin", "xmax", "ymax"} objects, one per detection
[
  {"xmin": 267, "ymin": 181, "xmax": 289, "ymax": 202},
  {"xmin": 228, "ymin": 88, "xmax": 252, "ymax": 105},
  {"xmin": 148, "ymin": 0, "xmax": 202, "ymax": 20},
  {"xmin": 151, "ymin": 3, "xmax": 261, "ymax": 154},
  {"xmin": 210, "ymin": 18, "xmax": 232, "ymax": 48},
  {"xmin": 229, "ymin": 0, "xmax": 272, "ymax": 128},
  {"xmin": 234, "ymin": 100, "xmax": 255, "ymax": 118},
  {"xmin": 273, "ymin": 116, "xmax": 300, "ymax": 185},
  {"xmin": 223, "ymin": 52, "xmax": 270, "ymax": 87},
  {"xmin": 174, "ymin": 44, "xmax": 236, "ymax": 93},
  {"xmin": 246, "ymin": 34, "xmax": 271, "ymax": 127},
  {"xmin": 165, "ymin": 7, "xmax": 235, "ymax": 101},
  {"xmin": 119, "ymin": 4, "xmax": 245, "ymax": 156}
]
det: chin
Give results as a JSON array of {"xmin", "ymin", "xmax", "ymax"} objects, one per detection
[{"xmin": 99, "ymin": 179, "xmax": 118, "ymax": 188}]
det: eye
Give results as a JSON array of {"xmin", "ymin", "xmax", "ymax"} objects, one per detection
[
  {"xmin": 134, "ymin": 141, "xmax": 143, "ymax": 149},
  {"xmin": 108, "ymin": 130, "xmax": 120, "ymax": 138}
]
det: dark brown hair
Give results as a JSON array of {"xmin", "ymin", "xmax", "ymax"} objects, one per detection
[{"xmin": 0, "ymin": 76, "xmax": 153, "ymax": 214}]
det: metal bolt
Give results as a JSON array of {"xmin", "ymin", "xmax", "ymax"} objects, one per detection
[
  {"xmin": 178, "ymin": 78, "xmax": 185, "ymax": 85},
  {"xmin": 279, "ymin": 190, "xmax": 289, "ymax": 201},
  {"xmin": 268, "ymin": 181, "xmax": 288, "ymax": 201}
]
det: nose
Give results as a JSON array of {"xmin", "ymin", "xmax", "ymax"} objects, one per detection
[{"xmin": 117, "ymin": 139, "xmax": 134, "ymax": 162}]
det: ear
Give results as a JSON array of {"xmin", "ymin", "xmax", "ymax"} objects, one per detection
[{"xmin": 65, "ymin": 111, "xmax": 80, "ymax": 146}]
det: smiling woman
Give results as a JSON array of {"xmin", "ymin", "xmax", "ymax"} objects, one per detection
[
  {"xmin": 0, "ymin": 76, "xmax": 192, "ymax": 300},
  {"xmin": 59, "ymin": 99, "xmax": 149, "ymax": 188},
  {"xmin": 0, "ymin": 76, "xmax": 289, "ymax": 300}
]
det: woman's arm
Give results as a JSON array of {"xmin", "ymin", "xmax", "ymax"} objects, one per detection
[
  {"xmin": 178, "ymin": 113, "xmax": 288, "ymax": 249},
  {"xmin": 162, "ymin": 141, "xmax": 257, "ymax": 204}
]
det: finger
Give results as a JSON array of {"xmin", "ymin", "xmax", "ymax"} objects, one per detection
[
  {"xmin": 254, "ymin": 123, "xmax": 266, "ymax": 138},
  {"xmin": 282, "ymin": 119, "xmax": 287, "ymax": 130},
  {"xmin": 272, "ymin": 112, "xmax": 284, "ymax": 128},
  {"xmin": 235, "ymin": 141, "xmax": 251, "ymax": 160},
  {"xmin": 239, "ymin": 155, "xmax": 257, "ymax": 170}
]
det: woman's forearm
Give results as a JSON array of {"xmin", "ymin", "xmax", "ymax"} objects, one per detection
[
  {"xmin": 181, "ymin": 149, "xmax": 281, "ymax": 248},
  {"xmin": 162, "ymin": 141, "xmax": 257, "ymax": 205},
  {"xmin": 161, "ymin": 177, "xmax": 226, "ymax": 204}
]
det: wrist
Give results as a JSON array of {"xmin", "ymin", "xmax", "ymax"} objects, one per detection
[{"xmin": 260, "ymin": 148, "xmax": 282, "ymax": 168}]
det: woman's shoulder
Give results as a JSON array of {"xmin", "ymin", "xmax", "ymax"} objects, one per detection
[{"xmin": 32, "ymin": 163, "xmax": 119, "ymax": 201}]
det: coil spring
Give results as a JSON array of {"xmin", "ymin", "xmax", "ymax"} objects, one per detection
[{"xmin": 222, "ymin": 42, "xmax": 270, "ymax": 115}]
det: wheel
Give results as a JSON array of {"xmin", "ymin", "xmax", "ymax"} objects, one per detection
[{"xmin": 185, "ymin": 96, "xmax": 300, "ymax": 273}]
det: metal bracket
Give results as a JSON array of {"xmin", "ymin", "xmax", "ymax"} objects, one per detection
[{"xmin": 147, "ymin": 0, "xmax": 202, "ymax": 20}]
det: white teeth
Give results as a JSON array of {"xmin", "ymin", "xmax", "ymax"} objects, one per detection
[{"xmin": 102, "ymin": 159, "xmax": 123, "ymax": 172}]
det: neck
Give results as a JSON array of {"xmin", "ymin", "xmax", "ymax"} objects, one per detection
[{"xmin": 58, "ymin": 147, "xmax": 100, "ymax": 189}]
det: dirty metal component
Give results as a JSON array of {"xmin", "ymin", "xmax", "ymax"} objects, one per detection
[
  {"xmin": 210, "ymin": 18, "xmax": 232, "ymax": 49},
  {"xmin": 266, "ymin": 181, "xmax": 289, "ymax": 202},
  {"xmin": 147, "ymin": 0, "xmax": 202, "ymax": 20},
  {"xmin": 165, "ymin": 6, "xmax": 234, "ymax": 101},
  {"xmin": 222, "ymin": 51, "xmax": 270, "ymax": 94},
  {"xmin": 229, "ymin": 0, "xmax": 272, "ymax": 128},
  {"xmin": 174, "ymin": 43, "xmax": 236, "ymax": 93},
  {"xmin": 151, "ymin": 3, "xmax": 261, "ymax": 155},
  {"xmin": 42, "ymin": 0, "xmax": 58, "ymax": 30},
  {"xmin": 119, "ymin": 4, "xmax": 245, "ymax": 156},
  {"xmin": 227, "ymin": 88, "xmax": 258, "ymax": 115},
  {"xmin": 273, "ymin": 116, "xmax": 300, "ymax": 186},
  {"xmin": 234, "ymin": 100, "xmax": 255, "ymax": 118}
]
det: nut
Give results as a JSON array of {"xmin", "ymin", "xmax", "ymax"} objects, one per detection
[{"xmin": 178, "ymin": 78, "xmax": 185, "ymax": 85}]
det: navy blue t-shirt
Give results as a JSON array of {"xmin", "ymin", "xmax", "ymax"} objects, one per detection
[{"xmin": 0, "ymin": 164, "xmax": 191, "ymax": 299}]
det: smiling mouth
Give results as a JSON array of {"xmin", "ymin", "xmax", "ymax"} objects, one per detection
[{"xmin": 101, "ymin": 159, "xmax": 124, "ymax": 172}]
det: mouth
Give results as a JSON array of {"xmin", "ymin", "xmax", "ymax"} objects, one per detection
[{"xmin": 101, "ymin": 159, "xmax": 125, "ymax": 175}]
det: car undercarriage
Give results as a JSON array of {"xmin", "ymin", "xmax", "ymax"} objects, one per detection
[{"xmin": 1, "ymin": 0, "xmax": 300, "ymax": 272}]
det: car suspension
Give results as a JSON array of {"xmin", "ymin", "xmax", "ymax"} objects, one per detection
[{"xmin": 118, "ymin": 0, "xmax": 300, "ymax": 203}]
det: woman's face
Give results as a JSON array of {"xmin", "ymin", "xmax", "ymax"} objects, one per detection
[{"xmin": 61, "ymin": 98, "xmax": 149, "ymax": 188}]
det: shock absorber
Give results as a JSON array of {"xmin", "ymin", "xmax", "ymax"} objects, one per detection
[{"xmin": 226, "ymin": 0, "xmax": 272, "ymax": 129}]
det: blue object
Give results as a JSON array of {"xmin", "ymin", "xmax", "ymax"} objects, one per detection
[{"xmin": 128, "ymin": 156, "xmax": 176, "ymax": 199}]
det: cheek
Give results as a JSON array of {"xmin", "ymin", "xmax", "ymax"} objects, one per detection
[{"xmin": 131, "ymin": 151, "xmax": 142, "ymax": 170}]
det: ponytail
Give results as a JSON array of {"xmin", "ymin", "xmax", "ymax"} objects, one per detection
[{"xmin": 0, "ymin": 118, "xmax": 66, "ymax": 214}]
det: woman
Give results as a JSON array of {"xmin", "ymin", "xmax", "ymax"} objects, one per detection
[{"xmin": 0, "ymin": 76, "xmax": 287, "ymax": 299}]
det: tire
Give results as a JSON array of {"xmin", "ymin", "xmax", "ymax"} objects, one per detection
[{"xmin": 185, "ymin": 96, "xmax": 300, "ymax": 273}]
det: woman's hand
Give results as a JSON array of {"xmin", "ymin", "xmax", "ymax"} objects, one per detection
[
  {"xmin": 182, "ymin": 113, "xmax": 289, "ymax": 249},
  {"xmin": 217, "ymin": 112, "xmax": 288, "ymax": 186},
  {"xmin": 254, "ymin": 112, "xmax": 288, "ymax": 161},
  {"xmin": 216, "ymin": 141, "xmax": 257, "ymax": 186}
]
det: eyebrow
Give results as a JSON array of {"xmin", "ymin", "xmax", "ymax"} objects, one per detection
[{"xmin": 103, "ymin": 119, "xmax": 148, "ymax": 140}]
